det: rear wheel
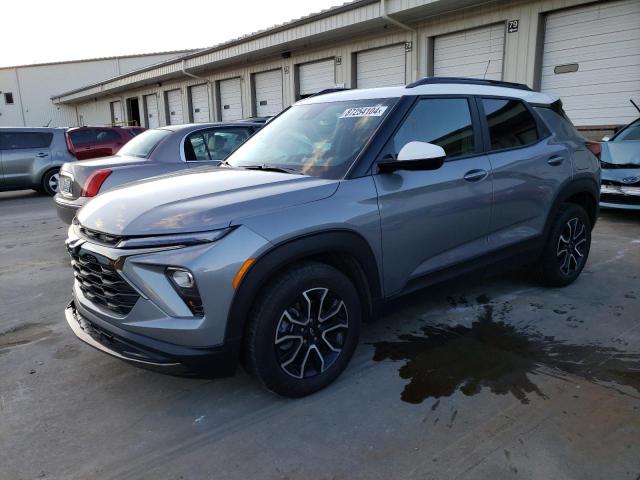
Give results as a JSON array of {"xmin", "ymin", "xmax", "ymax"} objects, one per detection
[
  {"xmin": 41, "ymin": 169, "xmax": 60, "ymax": 196},
  {"xmin": 244, "ymin": 262, "xmax": 361, "ymax": 397},
  {"xmin": 536, "ymin": 204, "xmax": 591, "ymax": 287}
]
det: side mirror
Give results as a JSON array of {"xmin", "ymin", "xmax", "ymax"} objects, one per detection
[
  {"xmin": 601, "ymin": 136, "xmax": 610, "ymax": 142},
  {"xmin": 378, "ymin": 141, "xmax": 446, "ymax": 173}
]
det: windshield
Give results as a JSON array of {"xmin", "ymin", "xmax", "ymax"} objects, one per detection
[
  {"xmin": 612, "ymin": 119, "xmax": 640, "ymax": 142},
  {"xmin": 225, "ymin": 98, "xmax": 397, "ymax": 178},
  {"xmin": 118, "ymin": 129, "xmax": 171, "ymax": 158}
]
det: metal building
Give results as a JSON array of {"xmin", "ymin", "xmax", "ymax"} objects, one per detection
[
  {"xmin": 0, "ymin": 50, "xmax": 196, "ymax": 127},
  {"xmin": 36, "ymin": 0, "xmax": 640, "ymax": 137}
]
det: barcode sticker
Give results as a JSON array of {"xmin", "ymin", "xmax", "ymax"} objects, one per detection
[{"xmin": 340, "ymin": 106, "xmax": 388, "ymax": 118}]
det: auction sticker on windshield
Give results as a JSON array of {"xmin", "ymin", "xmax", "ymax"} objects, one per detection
[{"xmin": 340, "ymin": 106, "xmax": 388, "ymax": 118}]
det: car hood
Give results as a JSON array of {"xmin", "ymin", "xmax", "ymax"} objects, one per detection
[
  {"xmin": 77, "ymin": 167, "xmax": 339, "ymax": 236},
  {"xmin": 601, "ymin": 142, "xmax": 640, "ymax": 165}
]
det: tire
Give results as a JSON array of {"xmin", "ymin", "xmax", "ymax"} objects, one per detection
[
  {"xmin": 243, "ymin": 261, "xmax": 362, "ymax": 397},
  {"xmin": 41, "ymin": 169, "xmax": 60, "ymax": 196},
  {"xmin": 536, "ymin": 203, "xmax": 591, "ymax": 287}
]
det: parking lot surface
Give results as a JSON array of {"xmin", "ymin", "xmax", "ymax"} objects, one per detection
[{"xmin": 1, "ymin": 189, "xmax": 639, "ymax": 480}]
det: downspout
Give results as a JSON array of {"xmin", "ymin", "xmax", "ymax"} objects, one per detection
[
  {"xmin": 181, "ymin": 59, "xmax": 216, "ymax": 121},
  {"xmin": 380, "ymin": 0, "xmax": 419, "ymax": 83}
]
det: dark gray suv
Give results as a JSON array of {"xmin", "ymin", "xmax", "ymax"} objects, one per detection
[
  {"xmin": 0, "ymin": 127, "xmax": 76, "ymax": 195},
  {"xmin": 64, "ymin": 78, "xmax": 600, "ymax": 397}
]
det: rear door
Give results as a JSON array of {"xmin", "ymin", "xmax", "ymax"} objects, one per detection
[
  {"xmin": 183, "ymin": 127, "xmax": 253, "ymax": 167},
  {"xmin": 479, "ymin": 97, "xmax": 572, "ymax": 249},
  {"xmin": 0, "ymin": 131, "xmax": 53, "ymax": 187},
  {"xmin": 373, "ymin": 97, "xmax": 492, "ymax": 295}
]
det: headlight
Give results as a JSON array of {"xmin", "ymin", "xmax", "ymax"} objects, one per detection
[{"xmin": 116, "ymin": 228, "xmax": 233, "ymax": 249}]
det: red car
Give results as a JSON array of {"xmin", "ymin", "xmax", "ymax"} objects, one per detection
[{"xmin": 65, "ymin": 126, "xmax": 145, "ymax": 160}]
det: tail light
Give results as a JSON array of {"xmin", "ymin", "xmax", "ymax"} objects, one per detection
[
  {"xmin": 65, "ymin": 132, "xmax": 76, "ymax": 157},
  {"xmin": 585, "ymin": 141, "xmax": 601, "ymax": 160},
  {"xmin": 81, "ymin": 169, "xmax": 112, "ymax": 197}
]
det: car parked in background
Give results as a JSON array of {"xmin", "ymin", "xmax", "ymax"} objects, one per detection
[
  {"xmin": 54, "ymin": 122, "xmax": 262, "ymax": 223},
  {"xmin": 0, "ymin": 127, "xmax": 76, "ymax": 195},
  {"xmin": 64, "ymin": 78, "xmax": 600, "ymax": 397},
  {"xmin": 66, "ymin": 126, "xmax": 145, "ymax": 160},
  {"xmin": 599, "ymin": 116, "xmax": 640, "ymax": 210}
]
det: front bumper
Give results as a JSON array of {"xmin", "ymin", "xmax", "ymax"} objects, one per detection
[
  {"xmin": 54, "ymin": 195, "xmax": 86, "ymax": 224},
  {"xmin": 600, "ymin": 183, "xmax": 640, "ymax": 210},
  {"xmin": 66, "ymin": 300, "xmax": 239, "ymax": 377}
]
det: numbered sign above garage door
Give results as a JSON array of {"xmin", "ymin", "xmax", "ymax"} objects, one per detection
[
  {"xmin": 166, "ymin": 89, "xmax": 184, "ymax": 125},
  {"xmin": 298, "ymin": 59, "xmax": 335, "ymax": 98},
  {"xmin": 540, "ymin": 0, "xmax": 640, "ymax": 126},
  {"xmin": 433, "ymin": 24, "xmax": 505, "ymax": 80},
  {"xmin": 254, "ymin": 69, "xmax": 283, "ymax": 117},
  {"xmin": 110, "ymin": 101, "xmax": 123, "ymax": 125},
  {"xmin": 143, "ymin": 94, "xmax": 159, "ymax": 128},
  {"xmin": 219, "ymin": 77, "xmax": 243, "ymax": 122},
  {"xmin": 356, "ymin": 45, "xmax": 406, "ymax": 88},
  {"xmin": 189, "ymin": 84, "xmax": 210, "ymax": 123}
]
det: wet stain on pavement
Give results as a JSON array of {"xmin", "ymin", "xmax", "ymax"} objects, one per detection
[
  {"xmin": 0, "ymin": 323, "xmax": 54, "ymax": 348},
  {"xmin": 372, "ymin": 303, "xmax": 640, "ymax": 404}
]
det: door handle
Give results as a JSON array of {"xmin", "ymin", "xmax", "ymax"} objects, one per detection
[
  {"xmin": 463, "ymin": 169, "xmax": 488, "ymax": 182},
  {"xmin": 35, "ymin": 152, "xmax": 48, "ymax": 158},
  {"xmin": 547, "ymin": 155, "xmax": 564, "ymax": 166}
]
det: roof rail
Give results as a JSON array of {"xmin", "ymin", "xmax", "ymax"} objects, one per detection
[
  {"xmin": 406, "ymin": 77, "xmax": 533, "ymax": 91},
  {"xmin": 310, "ymin": 87, "xmax": 351, "ymax": 97}
]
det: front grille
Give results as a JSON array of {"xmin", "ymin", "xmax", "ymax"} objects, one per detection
[
  {"xmin": 69, "ymin": 250, "xmax": 140, "ymax": 315},
  {"xmin": 77, "ymin": 225, "xmax": 122, "ymax": 247}
]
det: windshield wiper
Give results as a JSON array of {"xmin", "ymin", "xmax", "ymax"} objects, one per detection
[{"xmin": 241, "ymin": 164, "xmax": 302, "ymax": 175}]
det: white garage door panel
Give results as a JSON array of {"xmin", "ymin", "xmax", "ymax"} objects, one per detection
[
  {"xmin": 356, "ymin": 45, "xmax": 406, "ymax": 88},
  {"xmin": 166, "ymin": 89, "xmax": 184, "ymax": 125},
  {"xmin": 541, "ymin": 0, "xmax": 640, "ymax": 126},
  {"xmin": 219, "ymin": 78, "xmax": 243, "ymax": 122},
  {"xmin": 254, "ymin": 70, "xmax": 283, "ymax": 117},
  {"xmin": 111, "ymin": 101, "xmax": 123, "ymax": 124},
  {"xmin": 434, "ymin": 24, "xmax": 505, "ymax": 81},
  {"xmin": 190, "ymin": 84, "xmax": 210, "ymax": 123},
  {"xmin": 144, "ymin": 95, "xmax": 159, "ymax": 128},
  {"xmin": 299, "ymin": 59, "xmax": 335, "ymax": 96}
]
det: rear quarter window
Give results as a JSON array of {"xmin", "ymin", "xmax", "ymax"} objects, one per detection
[{"xmin": 534, "ymin": 105, "xmax": 584, "ymax": 142}]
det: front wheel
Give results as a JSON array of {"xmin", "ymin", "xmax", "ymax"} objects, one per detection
[
  {"xmin": 536, "ymin": 204, "xmax": 591, "ymax": 287},
  {"xmin": 243, "ymin": 262, "xmax": 362, "ymax": 397},
  {"xmin": 41, "ymin": 169, "xmax": 60, "ymax": 196}
]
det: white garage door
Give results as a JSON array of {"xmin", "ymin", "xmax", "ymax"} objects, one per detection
[
  {"xmin": 189, "ymin": 84, "xmax": 210, "ymax": 123},
  {"xmin": 356, "ymin": 45, "xmax": 406, "ymax": 88},
  {"xmin": 298, "ymin": 59, "xmax": 335, "ymax": 97},
  {"xmin": 144, "ymin": 94, "xmax": 159, "ymax": 128},
  {"xmin": 541, "ymin": 0, "xmax": 640, "ymax": 126},
  {"xmin": 166, "ymin": 89, "xmax": 184, "ymax": 125},
  {"xmin": 254, "ymin": 70, "xmax": 283, "ymax": 117},
  {"xmin": 110, "ymin": 101, "xmax": 123, "ymax": 124},
  {"xmin": 434, "ymin": 24, "xmax": 505, "ymax": 80},
  {"xmin": 219, "ymin": 78, "xmax": 243, "ymax": 122}
]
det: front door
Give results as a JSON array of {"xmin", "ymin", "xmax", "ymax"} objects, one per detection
[
  {"xmin": 373, "ymin": 97, "xmax": 493, "ymax": 295},
  {"xmin": 0, "ymin": 131, "xmax": 53, "ymax": 188}
]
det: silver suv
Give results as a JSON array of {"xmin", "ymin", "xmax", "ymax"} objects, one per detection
[
  {"xmin": 0, "ymin": 127, "xmax": 76, "ymax": 195},
  {"xmin": 64, "ymin": 78, "xmax": 600, "ymax": 397}
]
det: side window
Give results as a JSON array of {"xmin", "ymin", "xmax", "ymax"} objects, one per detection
[
  {"xmin": 96, "ymin": 129, "xmax": 122, "ymax": 142},
  {"xmin": 202, "ymin": 128, "xmax": 251, "ymax": 160},
  {"xmin": 534, "ymin": 106, "xmax": 584, "ymax": 142},
  {"xmin": 184, "ymin": 133, "xmax": 210, "ymax": 161},
  {"xmin": 389, "ymin": 98, "xmax": 476, "ymax": 160},
  {"xmin": 482, "ymin": 98, "xmax": 539, "ymax": 150},
  {"xmin": 0, "ymin": 132, "xmax": 53, "ymax": 149}
]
